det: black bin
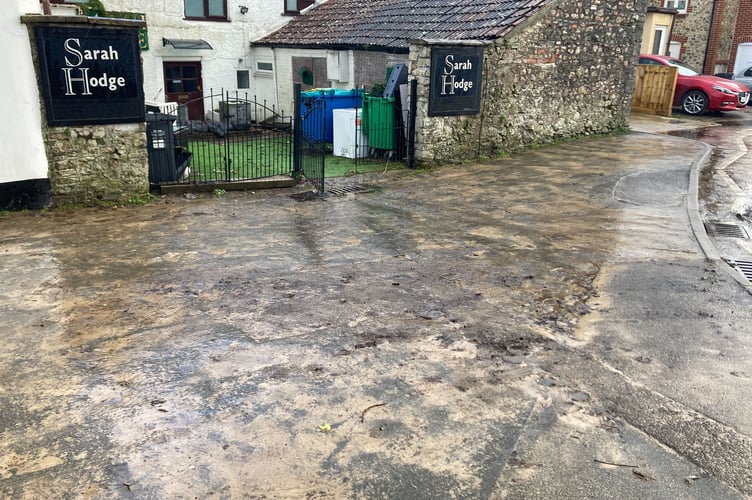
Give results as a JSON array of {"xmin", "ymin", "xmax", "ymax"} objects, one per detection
[{"xmin": 146, "ymin": 113, "xmax": 179, "ymax": 184}]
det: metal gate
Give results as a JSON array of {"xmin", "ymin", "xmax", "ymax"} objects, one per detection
[
  {"xmin": 146, "ymin": 90, "xmax": 294, "ymax": 187},
  {"xmin": 293, "ymin": 83, "xmax": 327, "ymax": 194},
  {"xmin": 147, "ymin": 84, "xmax": 416, "ymax": 192}
]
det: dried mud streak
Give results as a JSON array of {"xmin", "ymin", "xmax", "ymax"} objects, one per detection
[{"xmin": 540, "ymin": 347, "xmax": 752, "ymax": 495}]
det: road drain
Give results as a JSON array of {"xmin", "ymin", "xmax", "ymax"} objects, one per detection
[
  {"xmin": 732, "ymin": 260, "xmax": 752, "ymax": 283},
  {"xmin": 704, "ymin": 222, "xmax": 749, "ymax": 239},
  {"xmin": 327, "ymin": 185, "xmax": 370, "ymax": 196}
]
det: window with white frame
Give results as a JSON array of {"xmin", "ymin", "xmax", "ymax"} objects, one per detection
[{"xmin": 664, "ymin": 0, "xmax": 687, "ymax": 14}]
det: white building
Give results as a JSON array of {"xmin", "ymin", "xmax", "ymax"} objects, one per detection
[
  {"xmin": 0, "ymin": 0, "xmax": 51, "ymax": 207},
  {"xmin": 104, "ymin": 0, "xmax": 316, "ymax": 118},
  {"xmin": 1, "ymin": 0, "xmax": 314, "ymax": 207}
]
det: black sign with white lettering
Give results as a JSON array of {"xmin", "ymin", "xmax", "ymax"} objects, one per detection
[
  {"xmin": 35, "ymin": 25, "xmax": 145, "ymax": 126},
  {"xmin": 428, "ymin": 46, "xmax": 483, "ymax": 117}
]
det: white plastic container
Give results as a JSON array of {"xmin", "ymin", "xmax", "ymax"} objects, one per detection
[{"xmin": 333, "ymin": 108, "xmax": 369, "ymax": 159}]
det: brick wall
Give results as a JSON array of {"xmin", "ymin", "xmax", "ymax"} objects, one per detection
[
  {"xmin": 292, "ymin": 56, "xmax": 328, "ymax": 89},
  {"xmin": 729, "ymin": 0, "xmax": 752, "ymax": 71},
  {"xmin": 671, "ymin": 34, "xmax": 689, "ymax": 58},
  {"xmin": 703, "ymin": 0, "xmax": 740, "ymax": 74},
  {"xmin": 409, "ymin": 0, "xmax": 649, "ymax": 166}
]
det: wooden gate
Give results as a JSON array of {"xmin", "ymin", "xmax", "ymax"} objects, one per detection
[{"xmin": 631, "ymin": 65, "xmax": 678, "ymax": 116}]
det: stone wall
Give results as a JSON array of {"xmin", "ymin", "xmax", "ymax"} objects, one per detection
[
  {"xmin": 44, "ymin": 124, "xmax": 148, "ymax": 206},
  {"xmin": 669, "ymin": 0, "xmax": 712, "ymax": 69},
  {"xmin": 409, "ymin": 0, "xmax": 649, "ymax": 166},
  {"xmin": 22, "ymin": 15, "xmax": 150, "ymax": 207},
  {"xmin": 716, "ymin": 0, "xmax": 741, "ymax": 72},
  {"xmin": 673, "ymin": 0, "xmax": 740, "ymax": 73}
]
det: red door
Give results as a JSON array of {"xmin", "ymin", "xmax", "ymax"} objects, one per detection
[{"xmin": 163, "ymin": 62, "xmax": 204, "ymax": 120}]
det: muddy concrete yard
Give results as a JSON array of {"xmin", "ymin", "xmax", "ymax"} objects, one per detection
[{"xmin": 0, "ymin": 133, "xmax": 746, "ymax": 498}]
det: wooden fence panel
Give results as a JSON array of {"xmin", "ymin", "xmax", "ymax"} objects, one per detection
[{"xmin": 631, "ymin": 65, "xmax": 678, "ymax": 116}]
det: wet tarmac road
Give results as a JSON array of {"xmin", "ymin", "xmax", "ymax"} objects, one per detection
[{"xmin": 1, "ymin": 128, "xmax": 751, "ymax": 498}]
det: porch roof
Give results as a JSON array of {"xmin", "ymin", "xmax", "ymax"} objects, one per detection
[{"xmin": 252, "ymin": 0, "xmax": 552, "ymax": 53}]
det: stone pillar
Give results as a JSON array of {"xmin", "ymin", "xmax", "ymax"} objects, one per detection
[
  {"xmin": 408, "ymin": 39, "xmax": 489, "ymax": 167},
  {"xmin": 22, "ymin": 15, "xmax": 148, "ymax": 207}
]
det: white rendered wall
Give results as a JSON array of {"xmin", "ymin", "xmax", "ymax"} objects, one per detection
[
  {"xmin": 0, "ymin": 0, "xmax": 49, "ymax": 183},
  {"xmin": 263, "ymin": 47, "xmax": 355, "ymax": 114},
  {"xmin": 106, "ymin": 0, "xmax": 295, "ymax": 108}
]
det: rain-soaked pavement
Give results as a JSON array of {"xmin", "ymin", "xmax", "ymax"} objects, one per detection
[{"xmin": 2, "ymin": 116, "xmax": 752, "ymax": 498}]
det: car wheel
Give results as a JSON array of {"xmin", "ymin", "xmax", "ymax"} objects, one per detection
[{"xmin": 681, "ymin": 90, "xmax": 708, "ymax": 115}]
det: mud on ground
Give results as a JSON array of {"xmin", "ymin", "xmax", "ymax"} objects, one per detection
[{"xmin": 0, "ymin": 134, "xmax": 721, "ymax": 498}]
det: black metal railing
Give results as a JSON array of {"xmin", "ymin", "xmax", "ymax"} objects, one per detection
[
  {"xmin": 147, "ymin": 83, "xmax": 419, "ymax": 191},
  {"xmin": 146, "ymin": 90, "xmax": 294, "ymax": 187}
]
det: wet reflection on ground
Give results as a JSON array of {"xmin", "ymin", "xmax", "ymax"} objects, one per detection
[{"xmin": 0, "ymin": 132, "xmax": 730, "ymax": 498}]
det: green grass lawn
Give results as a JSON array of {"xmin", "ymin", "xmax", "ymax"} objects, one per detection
[
  {"xmin": 183, "ymin": 136, "xmax": 292, "ymax": 182},
  {"xmin": 324, "ymin": 154, "xmax": 402, "ymax": 178},
  {"xmin": 181, "ymin": 135, "xmax": 403, "ymax": 182}
]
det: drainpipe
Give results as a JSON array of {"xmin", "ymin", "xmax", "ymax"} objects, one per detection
[
  {"xmin": 703, "ymin": 0, "xmax": 718, "ymax": 74},
  {"xmin": 41, "ymin": 0, "xmax": 51, "ymax": 15},
  {"xmin": 272, "ymin": 47, "xmax": 280, "ymax": 111},
  {"xmin": 477, "ymin": 63, "xmax": 485, "ymax": 160}
]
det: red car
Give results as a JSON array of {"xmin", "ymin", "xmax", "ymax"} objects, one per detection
[{"xmin": 639, "ymin": 54, "xmax": 750, "ymax": 115}]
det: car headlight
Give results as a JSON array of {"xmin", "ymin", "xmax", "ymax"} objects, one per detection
[{"xmin": 712, "ymin": 85, "xmax": 736, "ymax": 95}]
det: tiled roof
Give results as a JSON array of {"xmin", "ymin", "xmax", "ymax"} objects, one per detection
[{"xmin": 253, "ymin": 0, "xmax": 552, "ymax": 51}]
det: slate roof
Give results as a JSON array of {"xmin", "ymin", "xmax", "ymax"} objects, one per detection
[{"xmin": 253, "ymin": 0, "xmax": 552, "ymax": 52}]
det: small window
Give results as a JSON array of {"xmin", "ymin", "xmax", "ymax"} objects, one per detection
[
  {"xmin": 663, "ymin": 0, "xmax": 687, "ymax": 13},
  {"xmin": 185, "ymin": 0, "xmax": 227, "ymax": 20},
  {"xmin": 284, "ymin": 0, "xmax": 314, "ymax": 15},
  {"xmin": 237, "ymin": 70, "xmax": 250, "ymax": 89},
  {"xmin": 257, "ymin": 61, "xmax": 274, "ymax": 72}
]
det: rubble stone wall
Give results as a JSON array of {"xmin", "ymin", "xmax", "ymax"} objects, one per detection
[
  {"xmin": 409, "ymin": 0, "xmax": 649, "ymax": 166},
  {"xmin": 676, "ymin": 0, "xmax": 740, "ymax": 73},
  {"xmin": 44, "ymin": 124, "xmax": 148, "ymax": 206},
  {"xmin": 716, "ymin": 0, "xmax": 741, "ymax": 70},
  {"xmin": 668, "ymin": 0, "xmax": 712, "ymax": 70}
]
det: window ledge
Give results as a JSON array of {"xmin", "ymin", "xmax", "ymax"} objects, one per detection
[{"xmin": 184, "ymin": 16, "xmax": 230, "ymax": 22}]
